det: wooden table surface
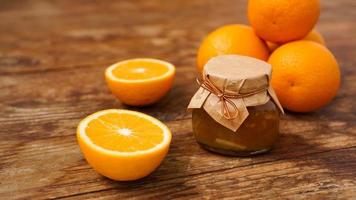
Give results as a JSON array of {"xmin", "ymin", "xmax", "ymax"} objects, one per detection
[{"xmin": 1, "ymin": 0, "xmax": 355, "ymax": 199}]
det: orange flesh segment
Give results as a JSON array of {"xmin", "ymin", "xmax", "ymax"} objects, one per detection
[
  {"xmin": 112, "ymin": 60, "xmax": 169, "ymax": 80},
  {"xmin": 85, "ymin": 113, "xmax": 164, "ymax": 152}
]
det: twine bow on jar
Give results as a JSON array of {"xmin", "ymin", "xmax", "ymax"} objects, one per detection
[{"xmin": 196, "ymin": 75, "xmax": 268, "ymax": 120}]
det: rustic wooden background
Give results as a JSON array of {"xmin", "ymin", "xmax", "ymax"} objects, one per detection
[{"xmin": 1, "ymin": 0, "xmax": 355, "ymax": 199}]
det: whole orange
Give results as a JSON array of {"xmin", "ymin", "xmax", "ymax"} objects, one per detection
[
  {"xmin": 248, "ymin": 0, "xmax": 320, "ymax": 43},
  {"xmin": 304, "ymin": 29, "xmax": 326, "ymax": 45},
  {"xmin": 266, "ymin": 41, "xmax": 280, "ymax": 53},
  {"xmin": 266, "ymin": 29, "xmax": 325, "ymax": 52},
  {"xmin": 268, "ymin": 41, "xmax": 340, "ymax": 112},
  {"xmin": 196, "ymin": 24, "xmax": 269, "ymax": 73}
]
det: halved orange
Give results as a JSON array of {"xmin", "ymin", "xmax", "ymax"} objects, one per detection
[
  {"xmin": 105, "ymin": 58, "xmax": 175, "ymax": 106},
  {"xmin": 77, "ymin": 109, "xmax": 172, "ymax": 181}
]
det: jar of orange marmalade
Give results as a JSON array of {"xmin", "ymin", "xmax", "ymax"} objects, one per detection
[{"xmin": 188, "ymin": 55, "xmax": 284, "ymax": 156}]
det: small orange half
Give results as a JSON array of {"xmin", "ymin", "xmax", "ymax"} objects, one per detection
[
  {"xmin": 77, "ymin": 109, "xmax": 172, "ymax": 181},
  {"xmin": 105, "ymin": 58, "xmax": 175, "ymax": 106}
]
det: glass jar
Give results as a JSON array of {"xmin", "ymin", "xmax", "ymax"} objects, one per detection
[
  {"xmin": 188, "ymin": 55, "xmax": 283, "ymax": 156},
  {"xmin": 192, "ymin": 100, "xmax": 279, "ymax": 156}
]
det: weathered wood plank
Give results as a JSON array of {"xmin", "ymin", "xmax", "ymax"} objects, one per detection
[
  {"xmin": 0, "ymin": 1, "xmax": 355, "ymax": 75},
  {"xmin": 1, "ymin": 117, "xmax": 355, "ymax": 199},
  {"xmin": 0, "ymin": 0, "xmax": 355, "ymax": 199},
  {"xmin": 55, "ymin": 148, "xmax": 356, "ymax": 200}
]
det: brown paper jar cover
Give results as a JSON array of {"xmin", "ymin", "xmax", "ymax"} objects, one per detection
[{"xmin": 188, "ymin": 55, "xmax": 284, "ymax": 131}]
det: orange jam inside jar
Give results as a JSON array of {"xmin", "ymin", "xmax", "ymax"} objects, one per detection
[{"xmin": 188, "ymin": 55, "xmax": 284, "ymax": 156}]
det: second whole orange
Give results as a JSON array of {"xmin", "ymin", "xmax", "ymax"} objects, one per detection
[
  {"xmin": 268, "ymin": 41, "xmax": 340, "ymax": 112},
  {"xmin": 196, "ymin": 24, "xmax": 269, "ymax": 74}
]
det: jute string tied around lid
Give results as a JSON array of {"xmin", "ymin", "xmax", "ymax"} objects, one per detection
[{"xmin": 196, "ymin": 75, "xmax": 268, "ymax": 120}]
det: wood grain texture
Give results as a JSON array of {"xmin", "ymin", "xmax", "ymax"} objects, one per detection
[{"xmin": 0, "ymin": 0, "xmax": 355, "ymax": 199}]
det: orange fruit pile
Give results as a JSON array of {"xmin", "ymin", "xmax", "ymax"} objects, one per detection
[
  {"xmin": 196, "ymin": 0, "xmax": 340, "ymax": 112},
  {"xmin": 77, "ymin": 109, "xmax": 172, "ymax": 181}
]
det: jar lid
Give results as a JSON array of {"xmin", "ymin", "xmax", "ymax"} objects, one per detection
[
  {"xmin": 188, "ymin": 55, "xmax": 284, "ymax": 131},
  {"xmin": 204, "ymin": 55, "xmax": 271, "ymax": 95}
]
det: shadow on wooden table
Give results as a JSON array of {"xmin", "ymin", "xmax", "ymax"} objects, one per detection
[
  {"xmin": 101, "ymin": 148, "xmax": 198, "ymax": 197},
  {"xmin": 273, "ymin": 111, "xmax": 356, "ymax": 181}
]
